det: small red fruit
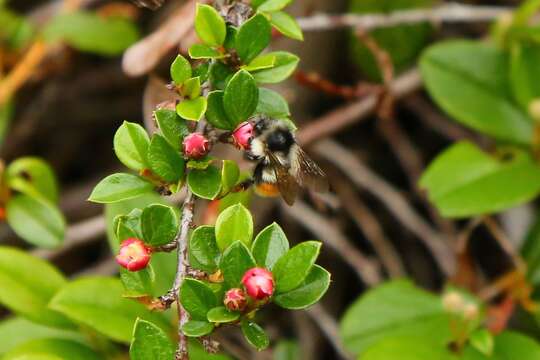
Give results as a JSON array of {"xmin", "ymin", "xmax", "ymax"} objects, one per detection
[
  {"xmin": 116, "ymin": 238, "xmax": 151, "ymax": 271},
  {"xmin": 224, "ymin": 288, "xmax": 248, "ymax": 312},
  {"xmin": 183, "ymin": 133, "xmax": 210, "ymax": 159},
  {"xmin": 241, "ymin": 267, "xmax": 274, "ymax": 300},
  {"xmin": 231, "ymin": 121, "xmax": 254, "ymax": 150}
]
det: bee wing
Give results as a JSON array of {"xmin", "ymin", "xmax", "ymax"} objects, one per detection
[
  {"xmin": 291, "ymin": 145, "xmax": 329, "ymax": 193},
  {"xmin": 267, "ymin": 152, "xmax": 300, "ymax": 206},
  {"xmin": 130, "ymin": 0, "xmax": 164, "ymax": 10}
]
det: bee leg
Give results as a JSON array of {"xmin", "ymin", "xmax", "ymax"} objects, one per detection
[{"xmin": 230, "ymin": 178, "xmax": 254, "ymax": 193}]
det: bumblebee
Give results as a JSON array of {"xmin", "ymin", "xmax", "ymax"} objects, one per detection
[
  {"xmin": 244, "ymin": 117, "xmax": 328, "ymax": 205},
  {"xmin": 130, "ymin": 0, "xmax": 164, "ymax": 10}
]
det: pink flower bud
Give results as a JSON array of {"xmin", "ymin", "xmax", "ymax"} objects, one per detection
[
  {"xmin": 241, "ymin": 267, "xmax": 274, "ymax": 300},
  {"xmin": 183, "ymin": 133, "xmax": 210, "ymax": 159},
  {"xmin": 116, "ymin": 238, "xmax": 151, "ymax": 271},
  {"xmin": 231, "ymin": 121, "xmax": 254, "ymax": 150},
  {"xmin": 224, "ymin": 288, "xmax": 247, "ymax": 312}
]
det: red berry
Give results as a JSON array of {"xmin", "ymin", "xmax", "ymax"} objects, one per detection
[
  {"xmin": 116, "ymin": 238, "xmax": 151, "ymax": 271},
  {"xmin": 224, "ymin": 288, "xmax": 247, "ymax": 312},
  {"xmin": 183, "ymin": 133, "xmax": 210, "ymax": 159},
  {"xmin": 241, "ymin": 267, "xmax": 274, "ymax": 300},
  {"xmin": 231, "ymin": 121, "xmax": 254, "ymax": 150}
]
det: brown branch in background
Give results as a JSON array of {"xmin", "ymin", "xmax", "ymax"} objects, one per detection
[
  {"xmin": 296, "ymin": 3, "xmax": 511, "ymax": 31},
  {"xmin": 313, "ymin": 140, "xmax": 455, "ymax": 276},
  {"xmin": 280, "ymin": 200, "xmax": 382, "ymax": 286},
  {"xmin": 294, "ymin": 70, "xmax": 382, "ymax": 100},
  {"xmin": 483, "ymin": 216, "xmax": 526, "ymax": 271}
]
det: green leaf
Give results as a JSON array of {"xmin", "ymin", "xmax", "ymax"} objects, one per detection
[
  {"xmin": 272, "ymin": 241, "xmax": 321, "ymax": 293},
  {"xmin": 210, "ymin": 62, "xmax": 234, "ymax": 90},
  {"xmin": 256, "ymin": 88, "xmax": 290, "ymax": 118},
  {"xmin": 223, "ymin": 70, "xmax": 259, "ymax": 127},
  {"xmin": 43, "ymin": 11, "xmax": 138, "ymax": 56},
  {"xmin": 141, "ymin": 204, "xmax": 178, "ymax": 246},
  {"xmin": 419, "ymin": 142, "xmax": 540, "ymax": 218},
  {"xmin": 170, "ymin": 54, "xmax": 192, "ymax": 85},
  {"xmin": 361, "ymin": 336, "xmax": 454, "ymax": 360},
  {"xmin": 273, "ymin": 340, "xmax": 300, "ymax": 360},
  {"xmin": 241, "ymin": 320, "xmax": 269, "ymax": 351},
  {"xmin": 179, "ymin": 278, "xmax": 218, "ymax": 321},
  {"xmin": 258, "ymin": 0, "xmax": 292, "ymax": 12},
  {"xmin": 6, "ymin": 195, "xmax": 65, "ymax": 248},
  {"xmin": 50, "ymin": 277, "xmax": 169, "ymax": 343},
  {"xmin": 215, "ymin": 203, "xmax": 254, "ymax": 251},
  {"xmin": 147, "ymin": 134, "xmax": 184, "ymax": 183},
  {"xmin": 182, "ymin": 320, "xmax": 214, "ymax": 337},
  {"xmin": 0, "ymin": 9, "xmax": 35, "ymax": 50},
  {"xmin": 195, "ymin": 4, "xmax": 226, "ymax": 47},
  {"xmin": 207, "ymin": 306, "xmax": 240, "ymax": 323},
  {"xmin": 130, "ymin": 319, "xmax": 175, "ymax": 360},
  {"xmin": 187, "ymin": 156, "xmax": 215, "ymax": 170},
  {"xmin": 221, "ymin": 160, "xmax": 240, "ymax": 195},
  {"xmin": 339, "ymin": 280, "xmax": 450, "ymax": 355},
  {"xmin": 206, "ymin": 90, "xmax": 233, "ymax": 130},
  {"xmin": 182, "ymin": 76, "xmax": 201, "ymax": 99},
  {"xmin": 89, "ymin": 173, "xmax": 153, "ymax": 203},
  {"xmin": 243, "ymin": 54, "xmax": 276, "ymax": 72},
  {"xmin": 187, "ymin": 165, "xmax": 222, "ymax": 200},
  {"xmin": 6, "ymin": 157, "xmax": 59, "ymax": 203},
  {"xmin": 236, "ymin": 14, "xmax": 272, "ymax": 63},
  {"xmin": 176, "ymin": 97, "xmax": 207, "ymax": 121},
  {"xmin": 113, "ymin": 121, "xmax": 150, "ymax": 171},
  {"xmin": 251, "ymin": 222, "xmax": 289, "ymax": 270},
  {"xmin": 119, "ymin": 266, "xmax": 155, "ymax": 298},
  {"xmin": 189, "ymin": 44, "xmax": 224, "ymax": 59},
  {"xmin": 522, "ymin": 214, "xmax": 540, "ymax": 285},
  {"xmin": 194, "ymin": 62, "xmax": 210, "ymax": 83},
  {"xmin": 0, "ymin": 101, "xmax": 13, "ymax": 145},
  {"xmin": 510, "ymin": 42, "xmax": 540, "ymax": 110},
  {"xmin": 115, "ymin": 208, "xmax": 143, "ymax": 242},
  {"xmin": 420, "ymin": 40, "xmax": 532, "ymax": 145},
  {"xmin": 0, "ymin": 247, "xmax": 72, "ymax": 328},
  {"xmin": 470, "ymin": 329, "xmax": 494, "ymax": 357},
  {"xmin": 154, "ymin": 109, "xmax": 189, "ymax": 148},
  {"xmin": 190, "ymin": 226, "xmax": 220, "ymax": 273},
  {"xmin": 220, "ymin": 241, "xmax": 257, "ymax": 287},
  {"xmin": 269, "ymin": 11, "xmax": 303, "ymax": 41},
  {"xmin": 3, "ymin": 339, "xmax": 100, "ymax": 360},
  {"xmin": 252, "ymin": 51, "xmax": 299, "ymax": 84},
  {"xmin": 490, "ymin": 331, "xmax": 540, "ymax": 360},
  {"xmin": 274, "ymin": 265, "xmax": 330, "ymax": 309}
]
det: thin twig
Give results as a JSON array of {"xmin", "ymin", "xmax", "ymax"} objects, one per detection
[
  {"xmin": 483, "ymin": 216, "xmax": 526, "ymax": 271},
  {"xmin": 297, "ymin": 3, "xmax": 511, "ymax": 31},
  {"xmin": 312, "ymin": 139, "xmax": 454, "ymax": 276}
]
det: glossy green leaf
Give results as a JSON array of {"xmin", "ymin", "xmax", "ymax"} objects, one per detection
[
  {"xmin": 241, "ymin": 320, "xmax": 269, "ymax": 351},
  {"xmin": 119, "ymin": 266, "xmax": 155, "ymax": 298},
  {"xmin": 215, "ymin": 203, "xmax": 254, "ymax": 251},
  {"xmin": 179, "ymin": 278, "xmax": 218, "ymax": 321},
  {"xmin": 206, "ymin": 90, "xmax": 233, "ymax": 130},
  {"xmin": 6, "ymin": 195, "xmax": 65, "ymax": 248},
  {"xmin": 3, "ymin": 339, "xmax": 100, "ymax": 360},
  {"xmin": 210, "ymin": 62, "xmax": 234, "ymax": 90},
  {"xmin": 0, "ymin": 9, "xmax": 35, "ymax": 50},
  {"xmin": 50, "ymin": 277, "xmax": 168, "ymax": 343},
  {"xmin": 223, "ymin": 70, "xmax": 259, "ymax": 127},
  {"xmin": 273, "ymin": 241, "xmax": 321, "ymax": 293},
  {"xmin": 491, "ymin": 331, "xmax": 540, "ymax": 360},
  {"xmin": 420, "ymin": 40, "xmax": 532, "ymax": 145},
  {"xmin": 89, "ymin": 173, "xmax": 153, "ymax": 203},
  {"xmin": 182, "ymin": 76, "xmax": 201, "ymax": 99},
  {"xmin": 419, "ymin": 142, "xmax": 540, "ymax": 218},
  {"xmin": 221, "ymin": 160, "xmax": 240, "ymax": 194},
  {"xmin": 339, "ymin": 280, "xmax": 450, "ymax": 355},
  {"xmin": 147, "ymin": 134, "xmax": 184, "ymax": 183},
  {"xmin": 269, "ymin": 11, "xmax": 303, "ymax": 41},
  {"xmin": 114, "ymin": 208, "xmax": 143, "ymax": 242},
  {"xmin": 252, "ymin": 51, "xmax": 299, "ymax": 84},
  {"xmin": 0, "ymin": 247, "xmax": 72, "ymax": 328},
  {"xmin": 258, "ymin": 0, "xmax": 292, "ymax": 12},
  {"xmin": 170, "ymin": 54, "xmax": 192, "ymax": 84},
  {"xmin": 154, "ymin": 109, "xmax": 189, "ymax": 149},
  {"xmin": 182, "ymin": 320, "xmax": 214, "ymax": 337},
  {"xmin": 113, "ymin": 121, "xmax": 149, "ymax": 171},
  {"xmin": 470, "ymin": 329, "xmax": 494, "ymax": 357},
  {"xmin": 189, "ymin": 44, "xmax": 224, "ymax": 59},
  {"xmin": 43, "ymin": 11, "xmax": 138, "ymax": 56},
  {"xmin": 251, "ymin": 222, "xmax": 289, "ymax": 270},
  {"xmin": 220, "ymin": 241, "xmax": 256, "ymax": 287},
  {"xmin": 256, "ymin": 88, "xmax": 290, "ymax": 118},
  {"xmin": 510, "ymin": 42, "xmax": 540, "ymax": 110},
  {"xmin": 274, "ymin": 265, "xmax": 330, "ymax": 309},
  {"xmin": 207, "ymin": 306, "xmax": 240, "ymax": 323},
  {"xmin": 130, "ymin": 319, "xmax": 175, "ymax": 360},
  {"xmin": 236, "ymin": 14, "xmax": 272, "ymax": 63},
  {"xmin": 6, "ymin": 157, "xmax": 59, "ymax": 203},
  {"xmin": 187, "ymin": 165, "xmax": 222, "ymax": 200},
  {"xmin": 141, "ymin": 204, "xmax": 178, "ymax": 246},
  {"xmin": 195, "ymin": 4, "xmax": 226, "ymax": 47},
  {"xmin": 176, "ymin": 97, "xmax": 207, "ymax": 121},
  {"xmin": 243, "ymin": 54, "xmax": 276, "ymax": 72},
  {"xmin": 187, "ymin": 156, "xmax": 214, "ymax": 170},
  {"xmin": 361, "ymin": 336, "xmax": 454, "ymax": 360},
  {"xmin": 189, "ymin": 225, "xmax": 220, "ymax": 273}
]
